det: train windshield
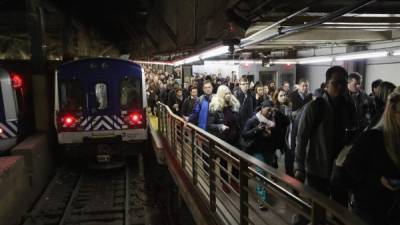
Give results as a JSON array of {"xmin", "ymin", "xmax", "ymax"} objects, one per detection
[
  {"xmin": 60, "ymin": 80, "xmax": 84, "ymax": 111},
  {"xmin": 120, "ymin": 76, "xmax": 141, "ymax": 109},
  {"xmin": 95, "ymin": 83, "xmax": 108, "ymax": 110}
]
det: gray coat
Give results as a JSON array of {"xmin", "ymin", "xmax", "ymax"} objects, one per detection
[{"xmin": 294, "ymin": 93, "xmax": 355, "ymax": 179}]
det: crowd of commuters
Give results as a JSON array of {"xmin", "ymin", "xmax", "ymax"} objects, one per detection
[{"xmin": 144, "ymin": 65, "xmax": 400, "ymax": 225}]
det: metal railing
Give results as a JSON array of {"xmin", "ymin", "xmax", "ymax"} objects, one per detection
[{"xmin": 157, "ymin": 102, "xmax": 366, "ymax": 225}]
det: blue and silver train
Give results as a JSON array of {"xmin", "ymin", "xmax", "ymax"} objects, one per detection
[
  {"xmin": 0, "ymin": 67, "xmax": 31, "ymax": 155},
  {"xmin": 54, "ymin": 58, "xmax": 147, "ymax": 161}
]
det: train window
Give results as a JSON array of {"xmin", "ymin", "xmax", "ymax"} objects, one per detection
[
  {"xmin": 95, "ymin": 83, "xmax": 108, "ymax": 110},
  {"xmin": 60, "ymin": 80, "xmax": 84, "ymax": 111},
  {"xmin": 120, "ymin": 77, "xmax": 141, "ymax": 109}
]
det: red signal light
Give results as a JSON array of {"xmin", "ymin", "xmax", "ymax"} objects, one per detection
[
  {"xmin": 11, "ymin": 72, "xmax": 23, "ymax": 89},
  {"xmin": 62, "ymin": 115, "xmax": 76, "ymax": 127},
  {"xmin": 128, "ymin": 112, "xmax": 142, "ymax": 125}
]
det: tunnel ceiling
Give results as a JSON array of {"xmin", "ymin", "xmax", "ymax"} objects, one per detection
[{"xmin": 0, "ymin": 0, "xmax": 400, "ymax": 60}]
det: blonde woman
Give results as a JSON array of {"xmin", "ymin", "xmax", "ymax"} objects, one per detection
[
  {"xmin": 343, "ymin": 91, "xmax": 400, "ymax": 225},
  {"xmin": 207, "ymin": 85, "xmax": 241, "ymax": 193}
]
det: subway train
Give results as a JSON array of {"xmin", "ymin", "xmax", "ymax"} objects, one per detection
[
  {"xmin": 0, "ymin": 67, "xmax": 33, "ymax": 155},
  {"xmin": 54, "ymin": 58, "xmax": 147, "ymax": 162}
]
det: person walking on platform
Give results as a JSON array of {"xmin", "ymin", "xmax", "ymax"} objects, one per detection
[
  {"xmin": 346, "ymin": 72, "xmax": 371, "ymax": 133},
  {"xmin": 271, "ymin": 88, "xmax": 292, "ymax": 176},
  {"xmin": 242, "ymin": 100, "xmax": 276, "ymax": 210},
  {"xmin": 254, "ymin": 84, "xmax": 265, "ymax": 109},
  {"xmin": 185, "ymin": 80, "xmax": 214, "ymax": 175},
  {"xmin": 236, "ymin": 77, "xmax": 255, "ymax": 130},
  {"xmin": 168, "ymin": 87, "xmax": 184, "ymax": 116},
  {"xmin": 288, "ymin": 79, "xmax": 312, "ymax": 112},
  {"xmin": 181, "ymin": 86, "xmax": 198, "ymax": 117},
  {"xmin": 207, "ymin": 85, "xmax": 241, "ymax": 193},
  {"xmin": 294, "ymin": 66, "xmax": 356, "ymax": 206},
  {"xmin": 341, "ymin": 91, "xmax": 400, "ymax": 225}
]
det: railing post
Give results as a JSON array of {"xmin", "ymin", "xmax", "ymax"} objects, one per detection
[
  {"xmin": 172, "ymin": 116, "xmax": 176, "ymax": 154},
  {"xmin": 157, "ymin": 103, "xmax": 161, "ymax": 132},
  {"xmin": 240, "ymin": 159, "xmax": 249, "ymax": 225},
  {"xmin": 311, "ymin": 201, "xmax": 326, "ymax": 225},
  {"xmin": 191, "ymin": 129, "xmax": 197, "ymax": 185},
  {"xmin": 209, "ymin": 141, "xmax": 216, "ymax": 212},
  {"xmin": 181, "ymin": 121, "xmax": 185, "ymax": 169}
]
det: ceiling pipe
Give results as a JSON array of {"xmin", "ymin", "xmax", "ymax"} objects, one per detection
[{"xmin": 240, "ymin": 0, "xmax": 377, "ymax": 48}]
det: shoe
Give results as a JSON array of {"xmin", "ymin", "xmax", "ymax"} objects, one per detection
[
  {"xmin": 230, "ymin": 180, "xmax": 240, "ymax": 193},
  {"xmin": 222, "ymin": 183, "xmax": 231, "ymax": 194},
  {"xmin": 258, "ymin": 200, "xmax": 268, "ymax": 211}
]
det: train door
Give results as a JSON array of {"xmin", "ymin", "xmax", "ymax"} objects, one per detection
[{"xmin": 87, "ymin": 76, "xmax": 119, "ymax": 133}]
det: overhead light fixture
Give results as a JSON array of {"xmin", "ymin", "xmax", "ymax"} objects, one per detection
[
  {"xmin": 204, "ymin": 59, "xmax": 262, "ymax": 65},
  {"xmin": 271, "ymin": 59, "xmax": 298, "ymax": 65},
  {"xmin": 134, "ymin": 60, "xmax": 174, "ymax": 66},
  {"xmin": 392, "ymin": 50, "xmax": 400, "ymax": 56},
  {"xmin": 335, "ymin": 51, "xmax": 388, "ymax": 61},
  {"xmin": 199, "ymin": 46, "xmax": 229, "ymax": 60},
  {"xmin": 184, "ymin": 55, "xmax": 201, "ymax": 64},
  {"xmin": 298, "ymin": 57, "xmax": 332, "ymax": 64}
]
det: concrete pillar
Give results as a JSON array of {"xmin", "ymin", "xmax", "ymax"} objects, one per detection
[
  {"xmin": 26, "ymin": 0, "xmax": 46, "ymax": 73},
  {"xmin": 26, "ymin": 0, "xmax": 50, "ymax": 132}
]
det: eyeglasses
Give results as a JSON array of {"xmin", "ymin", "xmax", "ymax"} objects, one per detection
[{"xmin": 240, "ymin": 83, "xmax": 249, "ymax": 86}]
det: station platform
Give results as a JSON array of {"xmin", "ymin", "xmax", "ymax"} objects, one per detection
[
  {"xmin": 0, "ymin": 133, "xmax": 53, "ymax": 225},
  {"xmin": 149, "ymin": 103, "xmax": 367, "ymax": 225}
]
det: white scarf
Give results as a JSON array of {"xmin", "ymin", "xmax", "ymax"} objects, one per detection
[{"xmin": 256, "ymin": 112, "xmax": 276, "ymax": 128}]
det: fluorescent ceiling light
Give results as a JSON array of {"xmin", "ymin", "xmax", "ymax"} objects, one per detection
[
  {"xmin": 335, "ymin": 51, "xmax": 388, "ymax": 61},
  {"xmin": 184, "ymin": 55, "xmax": 200, "ymax": 64},
  {"xmin": 298, "ymin": 57, "xmax": 332, "ymax": 64},
  {"xmin": 200, "ymin": 46, "xmax": 229, "ymax": 59},
  {"xmin": 204, "ymin": 60, "xmax": 262, "ymax": 65},
  {"xmin": 271, "ymin": 59, "xmax": 298, "ymax": 65},
  {"xmin": 134, "ymin": 60, "xmax": 174, "ymax": 66},
  {"xmin": 392, "ymin": 50, "xmax": 400, "ymax": 56},
  {"xmin": 174, "ymin": 60, "xmax": 185, "ymax": 66}
]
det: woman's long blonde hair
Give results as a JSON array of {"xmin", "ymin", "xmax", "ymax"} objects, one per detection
[
  {"xmin": 383, "ymin": 92, "xmax": 400, "ymax": 168},
  {"xmin": 209, "ymin": 85, "xmax": 240, "ymax": 112}
]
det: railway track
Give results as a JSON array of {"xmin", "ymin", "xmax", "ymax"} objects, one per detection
[{"xmin": 23, "ymin": 160, "xmax": 146, "ymax": 225}]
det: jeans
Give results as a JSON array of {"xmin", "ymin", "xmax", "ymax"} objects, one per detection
[{"xmin": 252, "ymin": 152, "xmax": 268, "ymax": 202}]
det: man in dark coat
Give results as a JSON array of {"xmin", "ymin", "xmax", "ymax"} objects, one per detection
[
  {"xmin": 235, "ymin": 77, "xmax": 255, "ymax": 130},
  {"xmin": 288, "ymin": 79, "xmax": 313, "ymax": 112},
  {"xmin": 181, "ymin": 86, "xmax": 198, "ymax": 117}
]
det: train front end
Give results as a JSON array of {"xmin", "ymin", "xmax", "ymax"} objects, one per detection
[{"xmin": 54, "ymin": 58, "xmax": 147, "ymax": 162}]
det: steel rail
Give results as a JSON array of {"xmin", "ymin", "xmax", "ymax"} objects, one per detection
[{"xmin": 58, "ymin": 170, "xmax": 84, "ymax": 225}]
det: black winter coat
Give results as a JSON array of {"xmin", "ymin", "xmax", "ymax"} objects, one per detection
[
  {"xmin": 207, "ymin": 107, "xmax": 240, "ymax": 147},
  {"xmin": 343, "ymin": 129, "xmax": 400, "ymax": 225},
  {"xmin": 236, "ymin": 90, "xmax": 256, "ymax": 130},
  {"xmin": 289, "ymin": 90, "xmax": 313, "ymax": 112},
  {"xmin": 242, "ymin": 115, "xmax": 276, "ymax": 166},
  {"xmin": 181, "ymin": 97, "xmax": 197, "ymax": 117}
]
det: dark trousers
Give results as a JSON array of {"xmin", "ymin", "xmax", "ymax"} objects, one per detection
[
  {"xmin": 284, "ymin": 147, "xmax": 295, "ymax": 177},
  {"xmin": 307, "ymin": 173, "xmax": 348, "ymax": 207},
  {"xmin": 219, "ymin": 158, "xmax": 239, "ymax": 182}
]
